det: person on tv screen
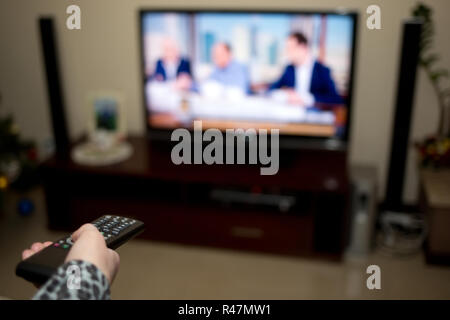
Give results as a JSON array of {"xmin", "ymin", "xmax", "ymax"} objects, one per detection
[
  {"xmin": 269, "ymin": 32, "xmax": 343, "ymax": 106},
  {"xmin": 207, "ymin": 42, "xmax": 250, "ymax": 95},
  {"xmin": 152, "ymin": 38, "xmax": 192, "ymax": 91}
]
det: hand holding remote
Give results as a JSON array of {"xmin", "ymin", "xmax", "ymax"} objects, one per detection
[
  {"xmin": 17, "ymin": 215, "xmax": 143, "ymax": 285},
  {"xmin": 21, "ymin": 224, "xmax": 120, "ymax": 285},
  {"xmin": 67, "ymin": 223, "xmax": 120, "ymax": 285}
]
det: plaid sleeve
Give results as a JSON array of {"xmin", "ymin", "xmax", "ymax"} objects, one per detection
[{"xmin": 32, "ymin": 260, "xmax": 111, "ymax": 300}]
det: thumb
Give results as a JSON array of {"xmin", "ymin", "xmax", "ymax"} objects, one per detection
[{"xmin": 71, "ymin": 223, "xmax": 98, "ymax": 242}]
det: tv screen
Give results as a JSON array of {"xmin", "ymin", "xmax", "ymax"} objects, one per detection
[{"xmin": 140, "ymin": 10, "xmax": 357, "ymax": 139}]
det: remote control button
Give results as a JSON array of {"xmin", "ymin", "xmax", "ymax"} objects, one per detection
[
  {"xmin": 54, "ymin": 243, "xmax": 60, "ymax": 247},
  {"xmin": 62, "ymin": 244, "xmax": 70, "ymax": 249},
  {"xmin": 66, "ymin": 237, "xmax": 73, "ymax": 245}
]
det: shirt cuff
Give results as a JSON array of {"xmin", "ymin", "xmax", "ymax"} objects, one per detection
[{"xmin": 32, "ymin": 260, "xmax": 111, "ymax": 300}]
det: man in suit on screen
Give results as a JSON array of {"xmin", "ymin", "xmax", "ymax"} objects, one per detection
[{"xmin": 269, "ymin": 32, "xmax": 343, "ymax": 107}]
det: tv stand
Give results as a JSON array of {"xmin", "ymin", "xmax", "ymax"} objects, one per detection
[{"xmin": 41, "ymin": 136, "xmax": 350, "ymax": 260}]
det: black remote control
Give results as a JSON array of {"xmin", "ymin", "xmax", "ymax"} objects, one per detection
[{"xmin": 16, "ymin": 215, "xmax": 145, "ymax": 284}]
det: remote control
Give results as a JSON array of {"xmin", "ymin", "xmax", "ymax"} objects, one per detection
[{"xmin": 16, "ymin": 215, "xmax": 145, "ymax": 284}]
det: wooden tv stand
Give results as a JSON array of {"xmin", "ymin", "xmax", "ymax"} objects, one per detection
[{"xmin": 41, "ymin": 136, "xmax": 350, "ymax": 260}]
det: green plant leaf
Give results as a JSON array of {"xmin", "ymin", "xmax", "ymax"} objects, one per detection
[
  {"xmin": 430, "ymin": 69, "xmax": 449, "ymax": 83},
  {"xmin": 421, "ymin": 23, "xmax": 433, "ymax": 37},
  {"xmin": 420, "ymin": 38, "xmax": 432, "ymax": 49},
  {"xmin": 421, "ymin": 53, "xmax": 440, "ymax": 67}
]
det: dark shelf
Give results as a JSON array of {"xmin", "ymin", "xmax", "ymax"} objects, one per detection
[{"xmin": 41, "ymin": 136, "xmax": 350, "ymax": 260}]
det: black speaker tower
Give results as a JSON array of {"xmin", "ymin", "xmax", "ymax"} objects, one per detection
[
  {"xmin": 384, "ymin": 20, "xmax": 423, "ymax": 211},
  {"xmin": 39, "ymin": 17, "xmax": 70, "ymax": 158}
]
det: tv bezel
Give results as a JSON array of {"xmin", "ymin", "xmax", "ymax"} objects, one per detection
[{"xmin": 138, "ymin": 8, "xmax": 358, "ymax": 149}]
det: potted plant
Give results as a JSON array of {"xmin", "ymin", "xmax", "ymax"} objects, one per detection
[{"xmin": 412, "ymin": 3, "xmax": 450, "ymax": 168}]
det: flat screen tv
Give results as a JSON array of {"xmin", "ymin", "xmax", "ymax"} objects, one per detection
[{"xmin": 139, "ymin": 9, "xmax": 357, "ymax": 142}]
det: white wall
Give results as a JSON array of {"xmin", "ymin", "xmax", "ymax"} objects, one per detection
[{"xmin": 1, "ymin": 0, "xmax": 449, "ymax": 203}]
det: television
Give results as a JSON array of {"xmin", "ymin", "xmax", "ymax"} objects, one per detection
[{"xmin": 139, "ymin": 9, "xmax": 357, "ymax": 143}]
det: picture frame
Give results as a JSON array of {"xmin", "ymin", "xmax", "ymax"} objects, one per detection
[{"xmin": 86, "ymin": 91, "xmax": 126, "ymax": 150}]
